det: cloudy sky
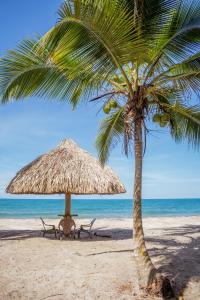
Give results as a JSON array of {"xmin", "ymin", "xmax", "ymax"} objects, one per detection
[{"xmin": 0, "ymin": 0, "xmax": 200, "ymax": 199}]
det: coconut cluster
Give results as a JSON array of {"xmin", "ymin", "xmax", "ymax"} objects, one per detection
[
  {"xmin": 103, "ymin": 99, "xmax": 118, "ymax": 114},
  {"xmin": 153, "ymin": 113, "xmax": 170, "ymax": 127}
]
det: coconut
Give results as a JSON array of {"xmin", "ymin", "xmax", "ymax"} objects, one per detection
[
  {"xmin": 109, "ymin": 99, "xmax": 118, "ymax": 109},
  {"xmin": 103, "ymin": 103, "xmax": 111, "ymax": 114},
  {"xmin": 161, "ymin": 113, "xmax": 170, "ymax": 122},
  {"xmin": 153, "ymin": 113, "xmax": 161, "ymax": 123}
]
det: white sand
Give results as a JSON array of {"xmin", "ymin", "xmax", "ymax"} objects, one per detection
[{"xmin": 0, "ymin": 216, "xmax": 200, "ymax": 299}]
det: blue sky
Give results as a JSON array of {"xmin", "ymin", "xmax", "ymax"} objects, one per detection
[{"xmin": 0, "ymin": 1, "xmax": 200, "ymax": 199}]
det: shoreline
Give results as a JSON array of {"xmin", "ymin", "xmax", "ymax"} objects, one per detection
[
  {"xmin": 0, "ymin": 214, "xmax": 200, "ymax": 219},
  {"xmin": 0, "ymin": 215, "xmax": 199, "ymax": 230}
]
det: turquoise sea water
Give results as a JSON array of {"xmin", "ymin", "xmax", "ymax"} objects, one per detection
[{"xmin": 0, "ymin": 198, "xmax": 200, "ymax": 219}]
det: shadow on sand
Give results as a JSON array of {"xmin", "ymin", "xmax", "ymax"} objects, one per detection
[
  {"xmin": 0, "ymin": 227, "xmax": 133, "ymax": 241},
  {"xmin": 146, "ymin": 225, "xmax": 200, "ymax": 298},
  {"xmin": 0, "ymin": 225, "xmax": 199, "ymax": 298}
]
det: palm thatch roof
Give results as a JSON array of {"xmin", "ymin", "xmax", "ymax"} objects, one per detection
[{"xmin": 6, "ymin": 139, "xmax": 126, "ymax": 195}]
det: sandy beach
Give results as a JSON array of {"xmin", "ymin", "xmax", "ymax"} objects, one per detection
[{"xmin": 0, "ymin": 216, "xmax": 199, "ymax": 300}]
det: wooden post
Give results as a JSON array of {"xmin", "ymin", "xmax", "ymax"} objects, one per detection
[{"xmin": 65, "ymin": 193, "xmax": 71, "ymax": 216}]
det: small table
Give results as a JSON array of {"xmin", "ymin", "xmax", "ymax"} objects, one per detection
[{"xmin": 58, "ymin": 214, "xmax": 78, "ymax": 217}]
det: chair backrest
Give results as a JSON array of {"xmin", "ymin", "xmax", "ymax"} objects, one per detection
[
  {"xmin": 89, "ymin": 218, "xmax": 96, "ymax": 230},
  {"xmin": 59, "ymin": 217, "xmax": 75, "ymax": 236},
  {"xmin": 40, "ymin": 218, "xmax": 46, "ymax": 230}
]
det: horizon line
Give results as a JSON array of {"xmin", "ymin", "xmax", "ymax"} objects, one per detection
[{"xmin": 1, "ymin": 197, "xmax": 200, "ymax": 200}]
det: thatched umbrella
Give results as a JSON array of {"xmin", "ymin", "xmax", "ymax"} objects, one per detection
[{"xmin": 6, "ymin": 139, "xmax": 126, "ymax": 218}]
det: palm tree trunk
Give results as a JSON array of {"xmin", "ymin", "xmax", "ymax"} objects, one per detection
[
  {"xmin": 133, "ymin": 117, "xmax": 154, "ymax": 284},
  {"xmin": 133, "ymin": 117, "xmax": 174, "ymax": 298}
]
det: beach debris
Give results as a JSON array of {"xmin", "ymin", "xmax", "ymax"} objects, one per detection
[
  {"xmin": 94, "ymin": 232, "xmax": 112, "ymax": 238},
  {"xmin": 40, "ymin": 293, "xmax": 63, "ymax": 300}
]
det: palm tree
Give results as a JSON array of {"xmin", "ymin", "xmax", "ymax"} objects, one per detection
[{"xmin": 1, "ymin": 0, "xmax": 200, "ymax": 297}]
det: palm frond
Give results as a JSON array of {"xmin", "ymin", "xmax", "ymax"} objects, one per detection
[
  {"xmin": 149, "ymin": 54, "xmax": 200, "ymax": 98},
  {"xmin": 152, "ymin": 92, "xmax": 200, "ymax": 148},
  {"xmin": 169, "ymin": 103, "xmax": 200, "ymax": 148},
  {"xmin": 42, "ymin": 0, "xmax": 146, "ymax": 96},
  {"xmin": 144, "ymin": 0, "xmax": 200, "ymax": 82},
  {"xmin": 0, "ymin": 38, "xmax": 100, "ymax": 105},
  {"xmin": 96, "ymin": 107, "xmax": 124, "ymax": 165}
]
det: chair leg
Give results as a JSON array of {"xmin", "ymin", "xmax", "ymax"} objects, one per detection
[
  {"xmin": 59, "ymin": 233, "xmax": 62, "ymax": 240},
  {"xmin": 86, "ymin": 230, "xmax": 91, "ymax": 238}
]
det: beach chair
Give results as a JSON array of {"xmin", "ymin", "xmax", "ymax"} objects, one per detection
[
  {"xmin": 77, "ymin": 218, "xmax": 96, "ymax": 239},
  {"xmin": 40, "ymin": 218, "xmax": 58, "ymax": 238},
  {"xmin": 58, "ymin": 216, "xmax": 76, "ymax": 240}
]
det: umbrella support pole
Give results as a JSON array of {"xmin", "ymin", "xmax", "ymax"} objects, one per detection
[{"xmin": 65, "ymin": 193, "xmax": 71, "ymax": 216}]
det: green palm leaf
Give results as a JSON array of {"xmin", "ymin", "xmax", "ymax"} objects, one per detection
[
  {"xmin": 169, "ymin": 103, "xmax": 200, "ymax": 147},
  {"xmin": 144, "ymin": 0, "xmax": 200, "ymax": 82},
  {"xmin": 0, "ymin": 38, "xmax": 101, "ymax": 106},
  {"xmin": 152, "ymin": 92, "xmax": 200, "ymax": 148},
  {"xmin": 96, "ymin": 107, "xmax": 124, "ymax": 165},
  {"xmin": 42, "ymin": 0, "xmax": 146, "ymax": 96}
]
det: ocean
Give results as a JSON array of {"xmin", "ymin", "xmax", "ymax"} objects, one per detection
[{"xmin": 0, "ymin": 198, "xmax": 200, "ymax": 219}]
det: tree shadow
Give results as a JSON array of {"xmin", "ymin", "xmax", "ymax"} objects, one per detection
[
  {"xmin": 0, "ymin": 229, "xmax": 42, "ymax": 240},
  {"xmin": 0, "ymin": 228, "xmax": 133, "ymax": 241},
  {"xmin": 145, "ymin": 225, "xmax": 200, "ymax": 298}
]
